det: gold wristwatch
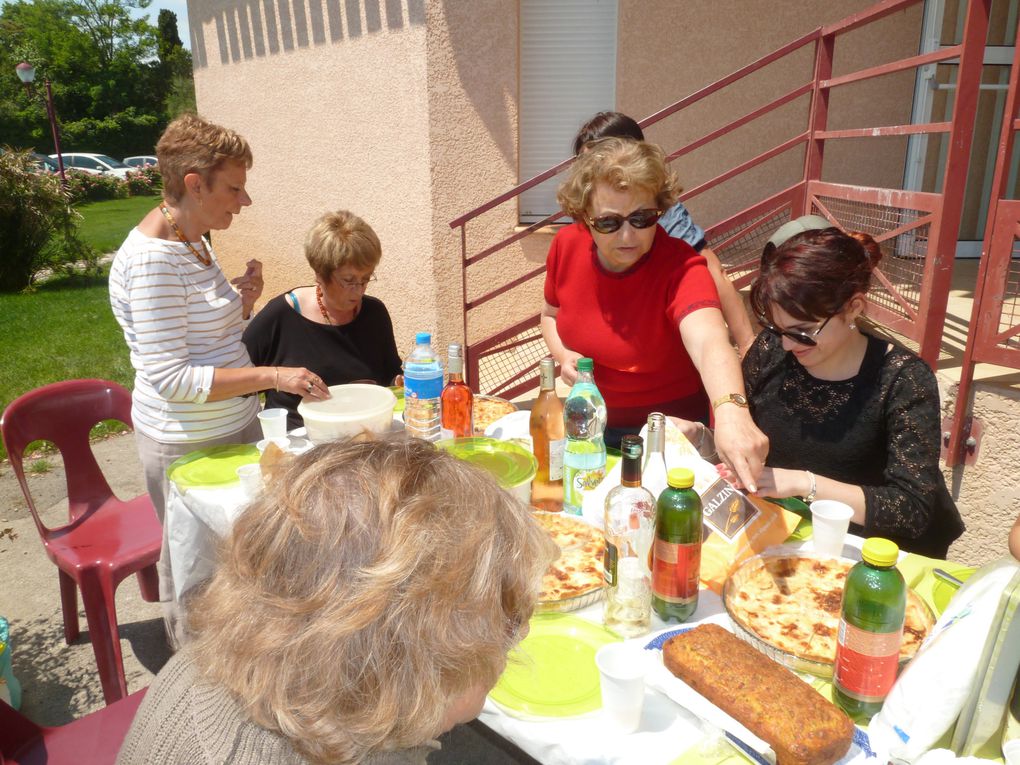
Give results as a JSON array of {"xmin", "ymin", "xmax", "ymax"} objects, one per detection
[{"xmin": 711, "ymin": 393, "xmax": 748, "ymax": 410}]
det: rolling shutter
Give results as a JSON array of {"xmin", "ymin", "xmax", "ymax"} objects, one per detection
[{"xmin": 519, "ymin": 0, "xmax": 618, "ymax": 222}]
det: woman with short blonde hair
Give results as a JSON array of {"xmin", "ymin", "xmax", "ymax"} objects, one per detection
[
  {"xmin": 304, "ymin": 209, "xmax": 383, "ymax": 278},
  {"xmin": 110, "ymin": 113, "xmax": 327, "ymax": 642},
  {"xmin": 244, "ymin": 209, "xmax": 403, "ymax": 430},
  {"xmin": 557, "ymin": 137, "xmax": 681, "ymax": 220},
  {"xmin": 156, "ymin": 113, "xmax": 254, "ymax": 203},
  {"xmin": 117, "ymin": 438, "xmax": 557, "ymax": 765},
  {"xmin": 541, "ymin": 137, "xmax": 769, "ymax": 490}
]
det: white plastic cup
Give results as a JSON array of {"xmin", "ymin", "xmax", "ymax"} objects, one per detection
[
  {"xmin": 236, "ymin": 463, "xmax": 263, "ymax": 499},
  {"xmin": 257, "ymin": 408, "xmax": 288, "ymax": 440},
  {"xmin": 594, "ymin": 642, "xmax": 647, "ymax": 733},
  {"xmin": 810, "ymin": 500, "xmax": 854, "ymax": 557}
]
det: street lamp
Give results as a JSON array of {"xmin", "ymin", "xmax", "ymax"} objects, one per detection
[{"xmin": 15, "ymin": 62, "xmax": 67, "ymax": 185}]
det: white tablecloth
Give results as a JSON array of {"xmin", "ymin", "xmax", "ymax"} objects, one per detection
[{"xmin": 163, "ymin": 432, "xmax": 878, "ymax": 765}]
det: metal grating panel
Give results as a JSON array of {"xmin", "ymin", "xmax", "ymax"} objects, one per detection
[
  {"xmin": 475, "ymin": 327, "xmax": 548, "ymax": 397},
  {"xmin": 711, "ymin": 207, "xmax": 794, "ymax": 280},
  {"xmin": 812, "ymin": 196, "xmax": 931, "ymax": 323},
  {"xmin": 1000, "ymin": 239, "xmax": 1020, "ymax": 349}
]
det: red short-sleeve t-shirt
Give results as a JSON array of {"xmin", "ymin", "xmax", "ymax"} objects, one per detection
[{"xmin": 544, "ymin": 222, "xmax": 720, "ymax": 424}]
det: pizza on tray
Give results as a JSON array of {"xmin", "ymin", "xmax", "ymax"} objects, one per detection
[
  {"xmin": 724, "ymin": 554, "xmax": 933, "ymax": 665},
  {"xmin": 532, "ymin": 512, "xmax": 605, "ymax": 605},
  {"xmin": 472, "ymin": 396, "xmax": 517, "ymax": 436}
]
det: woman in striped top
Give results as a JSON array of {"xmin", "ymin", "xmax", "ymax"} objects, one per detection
[{"xmin": 109, "ymin": 114, "xmax": 326, "ymax": 643}]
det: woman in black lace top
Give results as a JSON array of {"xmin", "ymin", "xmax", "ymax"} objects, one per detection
[{"xmin": 729, "ymin": 226, "xmax": 964, "ymax": 558}]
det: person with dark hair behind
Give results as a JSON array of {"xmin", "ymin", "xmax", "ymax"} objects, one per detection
[
  {"xmin": 573, "ymin": 111, "xmax": 756, "ymax": 355},
  {"xmin": 716, "ymin": 221, "xmax": 964, "ymax": 558}
]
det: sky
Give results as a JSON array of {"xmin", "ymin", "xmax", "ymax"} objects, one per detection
[{"xmin": 131, "ymin": 0, "xmax": 191, "ymax": 50}]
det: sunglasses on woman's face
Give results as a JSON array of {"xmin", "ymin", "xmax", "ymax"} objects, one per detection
[
  {"xmin": 759, "ymin": 313, "xmax": 834, "ymax": 347},
  {"xmin": 586, "ymin": 208, "xmax": 663, "ymax": 234}
]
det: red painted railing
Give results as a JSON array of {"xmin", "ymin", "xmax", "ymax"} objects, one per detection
[
  {"xmin": 945, "ymin": 17, "xmax": 1020, "ymax": 467},
  {"xmin": 450, "ymin": 0, "xmax": 990, "ymax": 399}
]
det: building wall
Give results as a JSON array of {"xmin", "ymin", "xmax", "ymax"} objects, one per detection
[
  {"xmin": 616, "ymin": 0, "xmax": 921, "ymax": 230},
  {"xmin": 187, "ymin": 0, "xmax": 437, "ymax": 356},
  {"xmin": 942, "ymin": 378, "xmax": 1020, "ymax": 566},
  {"xmin": 187, "ymin": 0, "xmax": 925, "ymax": 358}
]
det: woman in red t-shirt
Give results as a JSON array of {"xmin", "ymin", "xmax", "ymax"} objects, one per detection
[{"xmin": 541, "ymin": 137, "xmax": 768, "ymax": 491}]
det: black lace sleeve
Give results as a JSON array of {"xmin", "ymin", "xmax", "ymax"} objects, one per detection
[{"xmin": 861, "ymin": 353, "xmax": 945, "ymax": 540}]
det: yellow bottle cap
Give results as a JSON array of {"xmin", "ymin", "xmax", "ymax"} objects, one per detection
[
  {"xmin": 861, "ymin": 537, "xmax": 899, "ymax": 567},
  {"xmin": 667, "ymin": 468, "xmax": 695, "ymax": 489}
]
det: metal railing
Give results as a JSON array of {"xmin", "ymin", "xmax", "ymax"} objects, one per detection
[
  {"xmin": 945, "ymin": 18, "xmax": 1020, "ymax": 467},
  {"xmin": 450, "ymin": 0, "xmax": 990, "ymax": 398}
]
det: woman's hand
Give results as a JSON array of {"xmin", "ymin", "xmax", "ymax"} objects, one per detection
[
  {"xmin": 665, "ymin": 416, "xmax": 715, "ymax": 458},
  {"xmin": 712, "ymin": 407, "xmax": 769, "ymax": 493},
  {"xmin": 557, "ymin": 350, "xmax": 583, "ymax": 386},
  {"xmin": 232, "ymin": 259, "xmax": 264, "ymax": 317},
  {"xmin": 276, "ymin": 367, "xmax": 330, "ymax": 400},
  {"xmin": 717, "ymin": 465, "xmax": 807, "ymax": 498}
]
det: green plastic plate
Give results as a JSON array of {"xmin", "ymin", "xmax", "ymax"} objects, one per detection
[
  {"xmin": 167, "ymin": 444, "xmax": 260, "ymax": 490},
  {"xmin": 767, "ymin": 496, "xmax": 813, "ymax": 541},
  {"xmin": 389, "ymin": 385, "xmax": 405, "ymax": 413},
  {"xmin": 436, "ymin": 437, "xmax": 536, "ymax": 489},
  {"xmin": 932, "ymin": 564, "xmax": 977, "ymax": 613},
  {"xmin": 489, "ymin": 613, "xmax": 620, "ymax": 717}
]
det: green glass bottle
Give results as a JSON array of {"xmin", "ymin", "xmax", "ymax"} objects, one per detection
[
  {"xmin": 651, "ymin": 468, "xmax": 702, "ymax": 622},
  {"xmin": 833, "ymin": 537, "xmax": 906, "ymax": 721}
]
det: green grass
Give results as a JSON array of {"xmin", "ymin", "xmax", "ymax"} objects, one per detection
[
  {"xmin": 75, "ymin": 195, "xmax": 159, "ymax": 253},
  {"xmin": 0, "ymin": 269, "xmax": 134, "ymax": 460}
]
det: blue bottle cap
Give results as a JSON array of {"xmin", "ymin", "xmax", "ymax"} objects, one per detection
[{"xmin": 415, "ymin": 332, "xmax": 431, "ymax": 344}]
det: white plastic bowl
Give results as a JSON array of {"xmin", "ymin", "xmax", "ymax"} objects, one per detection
[{"xmin": 297, "ymin": 384, "xmax": 397, "ymax": 443}]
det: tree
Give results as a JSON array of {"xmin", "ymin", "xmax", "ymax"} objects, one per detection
[
  {"xmin": 154, "ymin": 9, "xmax": 195, "ymax": 118},
  {"xmin": 156, "ymin": 8, "xmax": 182, "ymax": 64},
  {"xmin": 0, "ymin": 0, "xmax": 173, "ymax": 156}
]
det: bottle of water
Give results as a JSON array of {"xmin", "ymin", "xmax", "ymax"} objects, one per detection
[
  {"xmin": 642, "ymin": 412, "xmax": 669, "ymax": 500},
  {"xmin": 403, "ymin": 332, "xmax": 443, "ymax": 442},
  {"xmin": 562, "ymin": 357, "xmax": 606, "ymax": 515}
]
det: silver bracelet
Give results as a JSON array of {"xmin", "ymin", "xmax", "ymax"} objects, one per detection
[{"xmin": 804, "ymin": 471, "xmax": 817, "ymax": 503}]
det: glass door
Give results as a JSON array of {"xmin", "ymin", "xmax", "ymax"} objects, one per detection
[{"xmin": 905, "ymin": 0, "xmax": 1018, "ymax": 256}]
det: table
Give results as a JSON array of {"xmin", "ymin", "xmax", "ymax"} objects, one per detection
[{"xmin": 165, "ymin": 429, "xmax": 964, "ymax": 765}]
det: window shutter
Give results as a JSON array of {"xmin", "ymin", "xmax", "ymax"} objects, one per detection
[{"xmin": 519, "ymin": 0, "xmax": 618, "ymax": 222}]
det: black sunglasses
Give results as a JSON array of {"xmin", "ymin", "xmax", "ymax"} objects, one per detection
[
  {"xmin": 586, "ymin": 208, "xmax": 663, "ymax": 234},
  {"xmin": 758, "ymin": 313, "xmax": 834, "ymax": 347}
]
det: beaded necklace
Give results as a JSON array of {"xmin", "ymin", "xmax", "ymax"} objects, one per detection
[
  {"xmin": 159, "ymin": 204, "xmax": 212, "ymax": 266},
  {"xmin": 315, "ymin": 284, "xmax": 358, "ymax": 326}
]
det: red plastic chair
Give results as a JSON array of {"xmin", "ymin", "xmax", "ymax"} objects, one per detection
[
  {"xmin": 0, "ymin": 688, "xmax": 147, "ymax": 764},
  {"xmin": 0, "ymin": 380, "xmax": 161, "ymax": 705}
]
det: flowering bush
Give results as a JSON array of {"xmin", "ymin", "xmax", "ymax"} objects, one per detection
[
  {"xmin": 126, "ymin": 165, "xmax": 161, "ymax": 195},
  {"xmin": 0, "ymin": 148, "xmax": 98, "ymax": 291},
  {"xmin": 64, "ymin": 169, "xmax": 129, "ymax": 203}
]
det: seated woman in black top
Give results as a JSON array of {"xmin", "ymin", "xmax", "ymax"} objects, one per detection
[
  {"xmin": 243, "ymin": 210, "xmax": 403, "ymax": 430},
  {"xmin": 721, "ymin": 224, "xmax": 964, "ymax": 558}
]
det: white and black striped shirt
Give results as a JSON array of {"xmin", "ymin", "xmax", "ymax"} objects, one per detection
[{"xmin": 109, "ymin": 228, "xmax": 258, "ymax": 443}]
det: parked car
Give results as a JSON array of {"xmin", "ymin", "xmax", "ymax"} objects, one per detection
[
  {"xmin": 28, "ymin": 152, "xmax": 60, "ymax": 173},
  {"xmin": 123, "ymin": 155, "xmax": 158, "ymax": 169},
  {"xmin": 51, "ymin": 153, "xmax": 131, "ymax": 178}
]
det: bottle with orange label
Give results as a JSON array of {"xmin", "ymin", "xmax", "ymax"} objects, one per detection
[
  {"xmin": 833, "ymin": 537, "xmax": 906, "ymax": 721},
  {"xmin": 651, "ymin": 468, "xmax": 702, "ymax": 622}
]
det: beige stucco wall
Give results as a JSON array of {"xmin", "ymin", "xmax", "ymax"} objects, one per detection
[
  {"xmin": 187, "ymin": 0, "xmax": 528, "ymax": 355},
  {"xmin": 941, "ymin": 377, "xmax": 1020, "ymax": 566},
  {"xmin": 188, "ymin": 0, "xmax": 437, "ymax": 355},
  {"xmin": 616, "ymin": 0, "xmax": 920, "ymax": 230}
]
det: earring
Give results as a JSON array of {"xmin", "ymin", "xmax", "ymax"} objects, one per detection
[{"xmin": 849, "ymin": 322, "xmax": 857, "ymax": 331}]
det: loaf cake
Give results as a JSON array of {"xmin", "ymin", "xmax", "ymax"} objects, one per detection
[{"xmin": 662, "ymin": 623, "xmax": 854, "ymax": 765}]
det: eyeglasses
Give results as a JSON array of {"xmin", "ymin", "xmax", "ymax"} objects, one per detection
[
  {"xmin": 758, "ymin": 313, "xmax": 834, "ymax": 347},
  {"xmin": 335, "ymin": 274, "xmax": 377, "ymax": 290},
  {"xmin": 585, "ymin": 208, "xmax": 663, "ymax": 234}
]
